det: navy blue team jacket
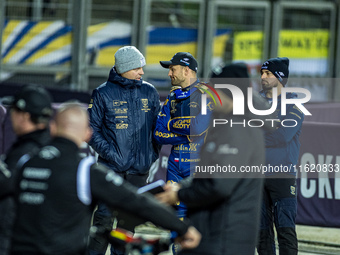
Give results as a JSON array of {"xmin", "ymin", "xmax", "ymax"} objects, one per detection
[
  {"xmin": 261, "ymin": 92, "xmax": 304, "ymax": 175},
  {"xmin": 88, "ymin": 67, "xmax": 161, "ymax": 175}
]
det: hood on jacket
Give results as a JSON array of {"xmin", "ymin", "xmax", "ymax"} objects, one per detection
[{"xmin": 108, "ymin": 67, "xmax": 143, "ymax": 88}]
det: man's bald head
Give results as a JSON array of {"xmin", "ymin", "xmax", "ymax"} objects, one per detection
[{"xmin": 53, "ymin": 103, "xmax": 92, "ymax": 147}]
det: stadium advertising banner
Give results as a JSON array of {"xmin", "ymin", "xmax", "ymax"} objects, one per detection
[
  {"xmin": 233, "ymin": 31, "xmax": 263, "ymax": 62},
  {"xmin": 233, "ymin": 29, "xmax": 329, "ymax": 76},
  {"xmin": 1, "ymin": 20, "xmax": 230, "ymax": 68},
  {"xmin": 296, "ymin": 122, "xmax": 340, "ymax": 227},
  {"xmin": 2, "ymin": 19, "xmax": 329, "ymax": 75}
]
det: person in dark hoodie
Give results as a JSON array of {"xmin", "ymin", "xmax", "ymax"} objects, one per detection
[
  {"xmin": 257, "ymin": 57, "xmax": 303, "ymax": 255},
  {"xmin": 0, "ymin": 85, "xmax": 53, "ymax": 255},
  {"xmin": 156, "ymin": 63, "xmax": 276, "ymax": 255},
  {"xmin": 87, "ymin": 46, "xmax": 161, "ymax": 255},
  {"xmin": 0, "ymin": 103, "xmax": 201, "ymax": 255}
]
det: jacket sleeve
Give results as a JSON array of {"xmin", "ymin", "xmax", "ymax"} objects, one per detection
[
  {"xmin": 87, "ymin": 89, "xmax": 120, "ymax": 163},
  {"xmin": 265, "ymin": 105, "xmax": 304, "ymax": 147},
  {"xmin": 154, "ymin": 96, "xmax": 190, "ymax": 145},
  {"xmin": 0, "ymin": 160, "xmax": 13, "ymax": 199},
  {"xmin": 90, "ymin": 164, "xmax": 189, "ymax": 236},
  {"xmin": 151, "ymin": 91, "xmax": 162, "ymax": 161},
  {"xmin": 178, "ymin": 178, "xmax": 230, "ymax": 209},
  {"xmin": 178, "ymin": 153, "xmax": 250, "ymax": 208},
  {"xmin": 167, "ymin": 96, "xmax": 213, "ymax": 137}
]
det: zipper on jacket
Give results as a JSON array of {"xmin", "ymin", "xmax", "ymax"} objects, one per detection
[{"xmin": 131, "ymin": 87, "xmax": 138, "ymax": 163}]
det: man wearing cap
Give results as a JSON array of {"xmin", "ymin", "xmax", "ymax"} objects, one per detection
[
  {"xmin": 87, "ymin": 46, "xmax": 161, "ymax": 255},
  {"xmin": 0, "ymin": 85, "xmax": 53, "ymax": 255},
  {"xmin": 257, "ymin": 57, "xmax": 304, "ymax": 255},
  {"xmin": 154, "ymin": 52, "xmax": 213, "ymax": 222}
]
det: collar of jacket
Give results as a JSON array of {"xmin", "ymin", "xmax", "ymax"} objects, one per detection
[
  {"xmin": 174, "ymin": 79, "xmax": 200, "ymax": 99},
  {"xmin": 108, "ymin": 67, "xmax": 143, "ymax": 88},
  {"xmin": 182, "ymin": 79, "xmax": 200, "ymax": 91},
  {"xmin": 17, "ymin": 128, "xmax": 50, "ymax": 143},
  {"xmin": 52, "ymin": 136, "xmax": 80, "ymax": 153}
]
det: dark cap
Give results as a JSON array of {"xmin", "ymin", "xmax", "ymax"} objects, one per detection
[
  {"xmin": 160, "ymin": 52, "xmax": 198, "ymax": 72},
  {"xmin": 261, "ymin": 57, "xmax": 289, "ymax": 86},
  {"xmin": 2, "ymin": 85, "xmax": 53, "ymax": 117}
]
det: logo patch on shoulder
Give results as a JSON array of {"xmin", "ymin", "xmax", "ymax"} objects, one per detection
[{"xmin": 188, "ymin": 102, "xmax": 199, "ymax": 108}]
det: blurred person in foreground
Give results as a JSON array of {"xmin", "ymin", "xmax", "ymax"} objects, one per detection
[
  {"xmin": 156, "ymin": 63, "xmax": 276, "ymax": 255},
  {"xmin": 0, "ymin": 103, "xmax": 201, "ymax": 255},
  {"xmin": 257, "ymin": 57, "xmax": 304, "ymax": 255},
  {"xmin": 0, "ymin": 85, "xmax": 53, "ymax": 255},
  {"xmin": 87, "ymin": 46, "xmax": 161, "ymax": 255}
]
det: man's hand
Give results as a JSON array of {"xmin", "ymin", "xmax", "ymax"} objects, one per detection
[
  {"xmin": 155, "ymin": 183, "xmax": 180, "ymax": 205},
  {"xmin": 176, "ymin": 226, "xmax": 201, "ymax": 249}
]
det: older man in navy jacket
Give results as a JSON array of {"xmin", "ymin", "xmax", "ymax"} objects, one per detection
[{"xmin": 87, "ymin": 46, "xmax": 161, "ymax": 255}]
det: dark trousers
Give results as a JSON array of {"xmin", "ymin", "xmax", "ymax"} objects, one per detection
[
  {"xmin": 87, "ymin": 173, "xmax": 148, "ymax": 255},
  {"xmin": 257, "ymin": 175, "xmax": 298, "ymax": 255}
]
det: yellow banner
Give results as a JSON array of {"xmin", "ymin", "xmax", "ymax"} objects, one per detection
[
  {"xmin": 233, "ymin": 31, "xmax": 263, "ymax": 61},
  {"xmin": 233, "ymin": 30, "xmax": 329, "ymax": 61},
  {"xmin": 278, "ymin": 30, "xmax": 329, "ymax": 58}
]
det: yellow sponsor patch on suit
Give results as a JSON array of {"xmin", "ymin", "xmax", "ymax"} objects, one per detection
[
  {"xmin": 173, "ymin": 119, "xmax": 191, "ymax": 129},
  {"xmin": 155, "ymin": 131, "xmax": 179, "ymax": 138}
]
